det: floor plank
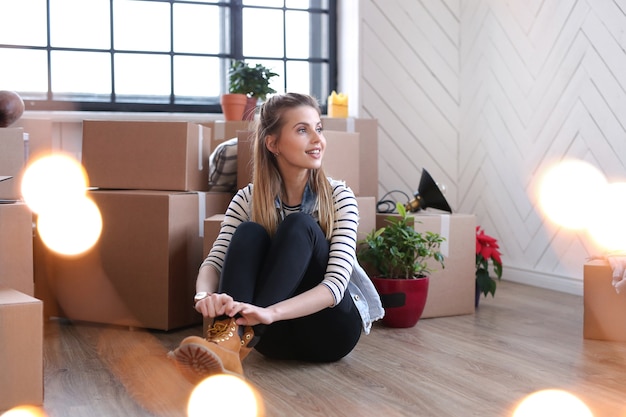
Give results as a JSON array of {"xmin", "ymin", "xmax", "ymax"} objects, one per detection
[{"xmin": 36, "ymin": 281, "xmax": 626, "ymax": 417}]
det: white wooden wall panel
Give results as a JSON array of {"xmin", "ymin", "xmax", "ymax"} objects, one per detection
[{"xmin": 357, "ymin": 0, "xmax": 626, "ymax": 294}]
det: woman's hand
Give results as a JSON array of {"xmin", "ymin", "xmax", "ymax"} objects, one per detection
[
  {"xmin": 235, "ymin": 303, "xmax": 275, "ymax": 327},
  {"xmin": 194, "ymin": 293, "xmax": 239, "ymax": 318}
]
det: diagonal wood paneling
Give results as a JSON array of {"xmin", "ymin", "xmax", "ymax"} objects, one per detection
[{"xmin": 358, "ymin": 0, "xmax": 626, "ymax": 294}]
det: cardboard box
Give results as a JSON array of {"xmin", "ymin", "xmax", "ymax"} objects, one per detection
[
  {"xmin": 82, "ymin": 120, "xmax": 212, "ymax": 191},
  {"xmin": 356, "ymin": 196, "xmax": 376, "ymax": 242},
  {"xmin": 203, "ymin": 214, "xmax": 225, "ymax": 258},
  {"xmin": 236, "ymin": 130, "xmax": 254, "ymax": 190},
  {"xmin": 0, "ymin": 202, "xmax": 34, "ymax": 296},
  {"xmin": 584, "ymin": 260, "xmax": 626, "ymax": 341},
  {"xmin": 13, "ymin": 118, "xmax": 54, "ymax": 162},
  {"xmin": 374, "ymin": 212, "xmax": 476, "ymax": 318},
  {"xmin": 0, "ymin": 288, "xmax": 43, "ymax": 411},
  {"xmin": 201, "ymin": 120, "xmax": 253, "ymax": 151},
  {"xmin": 0, "ymin": 127, "xmax": 26, "ymax": 200},
  {"xmin": 34, "ymin": 190, "xmax": 204, "ymax": 330},
  {"xmin": 322, "ymin": 117, "xmax": 378, "ymax": 199},
  {"xmin": 323, "ymin": 131, "xmax": 361, "ymax": 195}
]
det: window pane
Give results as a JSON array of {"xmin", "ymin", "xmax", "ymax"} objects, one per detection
[
  {"xmin": 174, "ymin": 55, "xmax": 221, "ymax": 97},
  {"xmin": 114, "ymin": 53, "xmax": 171, "ymax": 96},
  {"xmin": 173, "ymin": 3, "xmax": 222, "ymax": 54},
  {"xmin": 243, "ymin": 0, "xmax": 283, "ymax": 7},
  {"xmin": 242, "ymin": 8, "xmax": 284, "ymax": 58},
  {"xmin": 114, "ymin": 0, "xmax": 170, "ymax": 52},
  {"xmin": 51, "ymin": 51, "xmax": 111, "ymax": 94},
  {"xmin": 0, "ymin": 0, "xmax": 47, "ymax": 46},
  {"xmin": 286, "ymin": 61, "xmax": 327, "ymax": 99},
  {"xmin": 0, "ymin": 49, "xmax": 48, "ymax": 92},
  {"xmin": 49, "ymin": 0, "xmax": 110, "ymax": 49},
  {"xmin": 285, "ymin": 11, "xmax": 310, "ymax": 59},
  {"xmin": 285, "ymin": 0, "xmax": 329, "ymax": 9}
]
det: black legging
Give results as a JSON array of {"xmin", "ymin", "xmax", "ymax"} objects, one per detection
[{"xmin": 219, "ymin": 212, "xmax": 362, "ymax": 362}]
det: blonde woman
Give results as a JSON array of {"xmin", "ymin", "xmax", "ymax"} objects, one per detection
[{"xmin": 169, "ymin": 93, "xmax": 382, "ymax": 383}]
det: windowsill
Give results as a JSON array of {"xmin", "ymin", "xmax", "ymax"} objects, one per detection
[{"xmin": 21, "ymin": 110, "xmax": 225, "ymax": 123}]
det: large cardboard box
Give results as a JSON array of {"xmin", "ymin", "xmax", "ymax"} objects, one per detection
[
  {"xmin": 0, "ymin": 288, "xmax": 43, "ymax": 411},
  {"xmin": 374, "ymin": 212, "xmax": 476, "ymax": 318},
  {"xmin": 35, "ymin": 190, "xmax": 204, "ymax": 330},
  {"xmin": 322, "ymin": 117, "xmax": 378, "ymax": 199},
  {"xmin": 0, "ymin": 202, "xmax": 34, "ymax": 296},
  {"xmin": 0, "ymin": 127, "xmax": 26, "ymax": 201},
  {"xmin": 583, "ymin": 260, "xmax": 626, "ymax": 341},
  {"xmin": 82, "ymin": 120, "xmax": 212, "ymax": 191}
]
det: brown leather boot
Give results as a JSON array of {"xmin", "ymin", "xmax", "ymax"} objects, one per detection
[{"xmin": 168, "ymin": 318, "xmax": 255, "ymax": 384}]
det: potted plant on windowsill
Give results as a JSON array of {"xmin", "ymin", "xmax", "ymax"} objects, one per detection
[
  {"xmin": 221, "ymin": 60, "xmax": 278, "ymax": 121},
  {"xmin": 358, "ymin": 202, "xmax": 445, "ymax": 328}
]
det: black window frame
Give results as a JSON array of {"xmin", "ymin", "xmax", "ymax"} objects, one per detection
[{"xmin": 1, "ymin": 0, "xmax": 337, "ymax": 113}]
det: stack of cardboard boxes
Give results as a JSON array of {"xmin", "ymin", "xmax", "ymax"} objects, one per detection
[
  {"xmin": 0, "ymin": 126, "xmax": 43, "ymax": 411},
  {"xmin": 35, "ymin": 120, "xmax": 250, "ymax": 331}
]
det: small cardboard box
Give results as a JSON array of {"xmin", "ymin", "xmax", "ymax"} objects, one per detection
[
  {"xmin": 82, "ymin": 120, "xmax": 212, "ymax": 191},
  {"xmin": 0, "ymin": 202, "xmax": 34, "ymax": 296},
  {"xmin": 201, "ymin": 120, "xmax": 253, "ymax": 151},
  {"xmin": 374, "ymin": 212, "xmax": 476, "ymax": 318},
  {"xmin": 203, "ymin": 214, "xmax": 225, "ymax": 258},
  {"xmin": 0, "ymin": 127, "xmax": 26, "ymax": 200},
  {"xmin": 322, "ymin": 117, "xmax": 378, "ymax": 199},
  {"xmin": 13, "ymin": 118, "xmax": 54, "ymax": 162},
  {"xmin": 0, "ymin": 287, "xmax": 43, "ymax": 411},
  {"xmin": 236, "ymin": 130, "xmax": 254, "ymax": 190},
  {"xmin": 584, "ymin": 260, "xmax": 626, "ymax": 341},
  {"xmin": 356, "ymin": 196, "xmax": 376, "ymax": 242},
  {"xmin": 35, "ymin": 190, "xmax": 205, "ymax": 330}
]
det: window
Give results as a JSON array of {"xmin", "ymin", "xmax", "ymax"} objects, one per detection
[{"xmin": 0, "ymin": 0, "xmax": 336, "ymax": 112}]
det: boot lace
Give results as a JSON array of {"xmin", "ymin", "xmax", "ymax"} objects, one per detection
[{"xmin": 206, "ymin": 320, "xmax": 233, "ymax": 341}]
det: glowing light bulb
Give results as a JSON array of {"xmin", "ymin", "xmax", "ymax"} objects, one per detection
[
  {"xmin": 21, "ymin": 153, "xmax": 89, "ymax": 215},
  {"xmin": 587, "ymin": 182, "xmax": 626, "ymax": 251},
  {"xmin": 37, "ymin": 196, "xmax": 102, "ymax": 256},
  {"xmin": 513, "ymin": 389, "xmax": 593, "ymax": 417},
  {"xmin": 187, "ymin": 374, "xmax": 264, "ymax": 417},
  {"xmin": 538, "ymin": 160, "xmax": 607, "ymax": 230},
  {"xmin": 1, "ymin": 405, "xmax": 48, "ymax": 417}
]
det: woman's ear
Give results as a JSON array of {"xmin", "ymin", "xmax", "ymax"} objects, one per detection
[{"xmin": 265, "ymin": 135, "xmax": 278, "ymax": 154}]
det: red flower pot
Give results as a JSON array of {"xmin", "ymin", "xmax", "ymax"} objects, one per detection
[{"xmin": 371, "ymin": 276, "xmax": 429, "ymax": 328}]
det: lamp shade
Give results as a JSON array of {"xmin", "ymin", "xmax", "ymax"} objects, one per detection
[{"xmin": 405, "ymin": 169, "xmax": 452, "ymax": 213}]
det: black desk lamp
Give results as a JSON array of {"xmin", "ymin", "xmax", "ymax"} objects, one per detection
[{"xmin": 405, "ymin": 168, "xmax": 452, "ymax": 213}]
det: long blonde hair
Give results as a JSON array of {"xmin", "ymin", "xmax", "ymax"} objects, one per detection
[{"xmin": 251, "ymin": 92, "xmax": 335, "ymax": 239}]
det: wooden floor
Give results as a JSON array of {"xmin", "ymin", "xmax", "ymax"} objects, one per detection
[{"xmin": 38, "ymin": 281, "xmax": 626, "ymax": 417}]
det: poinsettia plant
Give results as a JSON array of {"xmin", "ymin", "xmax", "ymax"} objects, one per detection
[{"xmin": 476, "ymin": 226, "xmax": 503, "ymax": 297}]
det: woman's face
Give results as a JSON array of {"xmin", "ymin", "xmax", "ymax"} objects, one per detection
[{"xmin": 267, "ymin": 105, "xmax": 325, "ymax": 175}]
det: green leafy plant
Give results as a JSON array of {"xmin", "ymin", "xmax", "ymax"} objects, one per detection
[
  {"xmin": 228, "ymin": 60, "xmax": 278, "ymax": 101},
  {"xmin": 358, "ymin": 202, "xmax": 445, "ymax": 279},
  {"xmin": 475, "ymin": 226, "xmax": 503, "ymax": 297}
]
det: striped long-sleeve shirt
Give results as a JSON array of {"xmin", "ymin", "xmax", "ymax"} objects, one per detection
[{"xmin": 201, "ymin": 178, "xmax": 360, "ymax": 306}]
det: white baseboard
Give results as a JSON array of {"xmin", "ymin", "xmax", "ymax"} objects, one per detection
[{"xmin": 504, "ymin": 266, "xmax": 583, "ymax": 296}]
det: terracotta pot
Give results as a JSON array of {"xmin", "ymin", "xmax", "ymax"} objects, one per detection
[
  {"xmin": 371, "ymin": 276, "xmax": 429, "ymax": 328},
  {"xmin": 242, "ymin": 96, "xmax": 258, "ymax": 121},
  {"xmin": 220, "ymin": 93, "xmax": 247, "ymax": 121}
]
